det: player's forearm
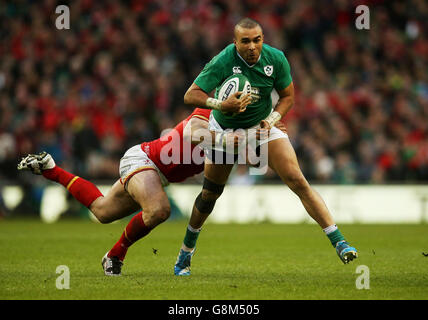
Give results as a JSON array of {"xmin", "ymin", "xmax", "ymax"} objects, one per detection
[
  {"xmin": 184, "ymin": 118, "xmax": 221, "ymax": 149},
  {"xmin": 184, "ymin": 86, "xmax": 224, "ymax": 111},
  {"xmin": 274, "ymin": 95, "xmax": 294, "ymax": 118},
  {"xmin": 189, "ymin": 127, "xmax": 213, "ymax": 146},
  {"xmin": 183, "ymin": 88, "xmax": 214, "ymax": 110},
  {"xmin": 183, "ymin": 118, "xmax": 211, "ymax": 146},
  {"xmin": 189, "ymin": 128, "xmax": 228, "ymax": 149},
  {"xmin": 189, "ymin": 131, "xmax": 221, "ymax": 150},
  {"xmin": 198, "ymin": 131, "xmax": 223, "ymax": 147},
  {"xmin": 184, "ymin": 88, "xmax": 208, "ymax": 108}
]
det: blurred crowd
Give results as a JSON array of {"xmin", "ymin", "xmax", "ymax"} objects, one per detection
[{"xmin": 1, "ymin": 0, "xmax": 428, "ymax": 186}]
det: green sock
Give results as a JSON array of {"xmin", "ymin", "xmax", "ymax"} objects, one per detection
[
  {"xmin": 327, "ymin": 229, "xmax": 345, "ymax": 247},
  {"xmin": 183, "ymin": 225, "xmax": 201, "ymax": 249}
]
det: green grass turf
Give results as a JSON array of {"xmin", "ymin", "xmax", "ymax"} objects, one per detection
[{"xmin": 0, "ymin": 219, "xmax": 428, "ymax": 300}]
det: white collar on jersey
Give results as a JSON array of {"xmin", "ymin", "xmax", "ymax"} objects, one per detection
[{"xmin": 236, "ymin": 49, "xmax": 261, "ymax": 68}]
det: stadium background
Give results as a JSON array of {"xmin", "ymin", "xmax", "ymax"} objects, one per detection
[{"xmin": 0, "ymin": 0, "xmax": 427, "ymax": 220}]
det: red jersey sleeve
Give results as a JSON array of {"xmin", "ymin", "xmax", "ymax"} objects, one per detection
[{"xmin": 189, "ymin": 108, "xmax": 211, "ymax": 122}]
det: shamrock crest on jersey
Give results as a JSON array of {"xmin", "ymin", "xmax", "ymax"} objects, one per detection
[
  {"xmin": 232, "ymin": 66, "xmax": 242, "ymax": 74},
  {"xmin": 264, "ymin": 65, "xmax": 273, "ymax": 76}
]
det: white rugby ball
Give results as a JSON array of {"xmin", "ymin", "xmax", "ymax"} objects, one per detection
[{"xmin": 217, "ymin": 73, "xmax": 251, "ymax": 102}]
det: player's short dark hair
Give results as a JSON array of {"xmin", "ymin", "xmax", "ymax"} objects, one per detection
[
  {"xmin": 235, "ymin": 17, "xmax": 261, "ymax": 30},
  {"xmin": 234, "ymin": 18, "xmax": 262, "ymax": 38}
]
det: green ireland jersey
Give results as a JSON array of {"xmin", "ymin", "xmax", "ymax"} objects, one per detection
[{"xmin": 194, "ymin": 43, "xmax": 292, "ymax": 129}]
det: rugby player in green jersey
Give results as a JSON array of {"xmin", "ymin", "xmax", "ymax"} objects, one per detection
[{"xmin": 174, "ymin": 18, "xmax": 357, "ymax": 276}]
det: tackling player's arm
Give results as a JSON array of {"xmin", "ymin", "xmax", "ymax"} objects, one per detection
[
  {"xmin": 184, "ymin": 83, "xmax": 251, "ymax": 114},
  {"xmin": 183, "ymin": 116, "xmax": 243, "ymax": 151},
  {"xmin": 182, "ymin": 116, "xmax": 210, "ymax": 146}
]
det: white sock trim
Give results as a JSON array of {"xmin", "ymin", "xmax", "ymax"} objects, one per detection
[
  {"xmin": 187, "ymin": 224, "xmax": 202, "ymax": 233},
  {"xmin": 323, "ymin": 224, "xmax": 338, "ymax": 235}
]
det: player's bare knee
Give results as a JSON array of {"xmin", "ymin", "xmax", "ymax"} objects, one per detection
[
  {"xmin": 88, "ymin": 198, "xmax": 112, "ymax": 224},
  {"xmin": 146, "ymin": 203, "xmax": 171, "ymax": 226},
  {"xmin": 88, "ymin": 205, "xmax": 109, "ymax": 224},
  {"xmin": 94, "ymin": 211, "xmax": 114, "ymax": 224},
  {"xmin": 156, "ymin": 205, "xmax": 171, "ymax": 223}
]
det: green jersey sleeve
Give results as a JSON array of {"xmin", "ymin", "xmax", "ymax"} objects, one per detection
[
  {"xmin": 274, "ymin": 52, "xmax": 292, "ymax": 91},
  {"xmin": 194, "ymin": 55, "xmax": 225, "ymax": 94}
]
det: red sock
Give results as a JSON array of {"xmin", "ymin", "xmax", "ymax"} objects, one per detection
[
  {"xmin": 108, "ymin": 211, "xmax": 152, "ymax": 261},
  {"xmin": 42, "ymin": 166, "xmax": 103, "ymax": 207}
]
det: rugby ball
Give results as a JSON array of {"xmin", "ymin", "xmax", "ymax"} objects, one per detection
[{"xmin": 217, "ymin": 74, "xmax": 251, "ymax": 115}]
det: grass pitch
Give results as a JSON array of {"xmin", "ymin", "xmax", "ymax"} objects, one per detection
[{"xmin": 0, "ymin": 219, "xmax": 427, "ymax": 300}]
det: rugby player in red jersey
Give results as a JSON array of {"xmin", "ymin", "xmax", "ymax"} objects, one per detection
[{"xmin": 18, "ymin": 108, "xmax": 226, "ymax": 275}]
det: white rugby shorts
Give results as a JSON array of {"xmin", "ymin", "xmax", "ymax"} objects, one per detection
[
  {"xmin": 208, "ymin": 112, "xmax": 289, "ymax": 153},
  {"xmin": 119, "ymin": 145, "xmax": 169, "ymax": 189}
]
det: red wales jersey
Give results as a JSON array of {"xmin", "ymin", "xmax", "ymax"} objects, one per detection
[{"xmin": 140, "ymin": 108, "xmax": 211, "ymax": 183}]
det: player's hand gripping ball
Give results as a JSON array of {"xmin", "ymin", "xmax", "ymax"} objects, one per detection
[{"xmin": 217, "ymin": 74, "xmax": 251, "ymax": 116}]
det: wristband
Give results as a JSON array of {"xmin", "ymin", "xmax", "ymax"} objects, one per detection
[
  {"xmin": 265, "ymin": 111, "xmax": 282, "ymax": 127},
  {"xmin": 206, "ymin": 98, "xmax": 222, "ymax": 110}
]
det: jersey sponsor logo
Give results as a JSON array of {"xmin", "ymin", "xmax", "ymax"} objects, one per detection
[
  {"xmin": 264, "ymin": 65, "xmax": 273, "ymax": 76},
  {"xmin": 232, "ymin": 66, "xmax": 242, "ymax": 74},
  {"xmin": 251, "ymin": 87, "xmax": 261, "ymax": 103}
]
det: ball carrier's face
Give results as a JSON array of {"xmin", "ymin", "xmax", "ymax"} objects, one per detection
[{"xmin": 233, "ymin": 25, "xmax": 264, "ymax": 65}]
